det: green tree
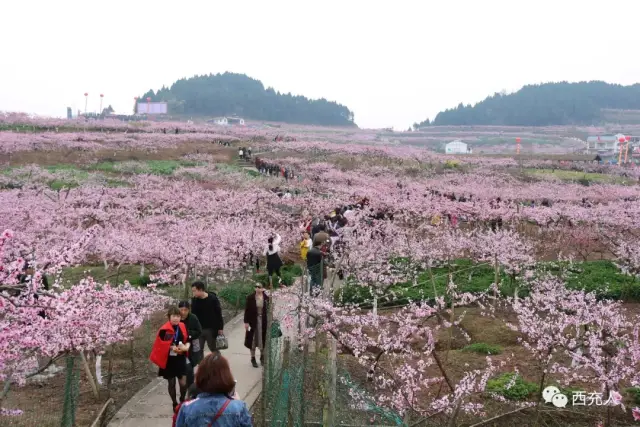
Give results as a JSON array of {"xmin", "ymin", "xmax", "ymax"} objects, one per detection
[
  {"xmin": 422, "ymin": 81, "xmax": 640, "ymax": 126},
  {"xmin": 137, "ymin": 72, "xmax": 355, "ymax": 126}
]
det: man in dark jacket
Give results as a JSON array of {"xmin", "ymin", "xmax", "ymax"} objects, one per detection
[
  {"xmin": 179, "ymin": 301, "xmax": 203, "ymax": 389},
  {"xmin": 307, "ymin": 240, "xmax": 325, "ymax": 296},
  {"xmin": 190, "ymin": 282, "xmax": 224, "ymax": 353}
]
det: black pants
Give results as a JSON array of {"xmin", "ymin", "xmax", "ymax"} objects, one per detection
[
  {"xmin": 267, "ymin": 265, "xmax": 281, "ymax": 278},
  {"xmin": 198, "ymin": 329, "xmax": 217, "ymax": 353},
  {"xmin": 186, "ymin": 362, "xmax": 195, "ymax": 389}
]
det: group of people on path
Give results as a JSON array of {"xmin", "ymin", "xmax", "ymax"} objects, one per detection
[
  {"xmin": 300, "ymin": 198, "xmax": 370, "ymax": 295},
  {"xmin": 238, "ymin": 147, "xmax": 252, "ymax": 160},
  {"xmin": 254, "ymin": 157, "xmax": 297, "ymax": 180},
  {"xmin": 273, "ymin": 135, "xmax": 296, "ymax": 142},
  {"xmin": 150, "ymin": 279, "xmax": 273, "ymax": 426}
]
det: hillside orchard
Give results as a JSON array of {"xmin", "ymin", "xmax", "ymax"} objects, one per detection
[{"xmin": 1, "ymin": 114, "xmax": 640, "ymax": 426}]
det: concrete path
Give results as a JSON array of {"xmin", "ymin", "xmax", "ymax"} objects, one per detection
[
  {"xmin": 107, "ymin": 274, "xmax": 339, "ymax": 427},
  {"xmin": 107, "ymin": 312, "xmax": 263, "ymax": 427}
]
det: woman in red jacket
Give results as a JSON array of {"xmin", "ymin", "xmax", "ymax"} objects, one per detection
[{"xmin": 150, "ymin": 306, "xmax": 190, "ymax": 411}]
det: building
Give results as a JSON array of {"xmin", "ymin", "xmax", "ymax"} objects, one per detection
[
  {"xmin": 136, "ymin": 102, "xmax": 168, "ymax": 115},
  {"xmin": 585, "ymin": 134, "xmax": 640, "ymax": 156},
  {"xmin": 227, "ymin": 116, "xmax": 245, "ymax": 125},
  {"xmin": 445, "ymin": 140, "xmax": 472, "ymax": 154},
  {"xmin": 209, "ymin": 117, "xmax": 228, "ymax": 125},
  {"xmin": 208, "ymin": 116, "xmax": 245, "ymax": 126}
]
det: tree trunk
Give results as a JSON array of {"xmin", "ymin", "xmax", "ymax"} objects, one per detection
[
  {"xmin": 95, "ymin": 354, "xmax": 103, "ymax": 386},
  {"xmin": 80, "ymin": 351, "xmax": 99, "ymax": 399}
]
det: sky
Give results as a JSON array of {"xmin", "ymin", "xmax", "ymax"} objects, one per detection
[{"xmin": 2, "ymin": 0, "xmax": 640, "ymax": 130}]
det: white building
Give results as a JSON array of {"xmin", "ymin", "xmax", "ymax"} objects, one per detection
[
  {"xmin": 445, "ymin": 140, "xmax": 472, "ymax": 154},
  {"xmin": 227, "ymin": 116, "xmax": 245, "ymax": 125},
  {"xmin": 210, "ymin": 117, "xmax": 228, "ymax": 125},
  {"xmin": 208, "ymin": 116, "xmax": 245, "ymax": 126},
  {"xmin": 585, "ymin": 133, "xmax": 636, "ymax": 156}
]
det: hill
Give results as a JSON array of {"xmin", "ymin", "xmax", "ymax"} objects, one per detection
[
  {"xmin": 420, "ymin": 81, "xmax": 640, "ymax": 127},
  {"xmin": 139, "ymin": 72, "xmax": 355, "ymax": 127}
]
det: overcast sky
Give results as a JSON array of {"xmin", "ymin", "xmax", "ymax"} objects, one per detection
[{"xmin": 2, "ymin": 0, "xmax": 639, "ymax": 129}]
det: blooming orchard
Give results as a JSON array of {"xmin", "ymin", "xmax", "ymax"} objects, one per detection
[{"xmin": 2, "ymin": 115, "xmax": 640, "ymax": 425}]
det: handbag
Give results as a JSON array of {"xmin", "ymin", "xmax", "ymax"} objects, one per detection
[
  {"xmin": 216, "ymin": 334, "xmax": 229, "ymax": 350},
  {"xmin": 191, "ymin": 338, "xmax": 201, "ymax": 354},
  {"xmin": 207, "ymin": 398, "xmax": 231, "ymax": 426}
]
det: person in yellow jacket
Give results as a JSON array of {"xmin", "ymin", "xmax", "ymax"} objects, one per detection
[{"xmin": 299, "ymin": 231, "xmax": 312, "ymax": 260}]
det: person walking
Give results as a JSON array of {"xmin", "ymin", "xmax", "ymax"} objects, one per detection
[
  {"xmin": 175, "ymin": 352, "xmax": 252, "ymax": 427},
  {"xmin": 307, "ymin": 239, "xmax": 325, "ymax": 296},
  {"xmin": 238, "ymin": 147, "xmax": 244, "ymax": 160},
  {"xmin": 178, "ymin": 301, "xmax": 203, "ymax": 390},
  {"xmin": 264, "ymin": 233, "xmax": 283, "ymax": 288},
  {"xmin": 190, "ymin": 281, "xmax": 225, "ymax": 353},
  {"xmin": 243, "ymin": 283, "xmax": 269, "ymax": 368},
  {"xmin": 150, "ymin": 306, "xmax": 190, "ymax": 411},
  {"xmin": 299, "ymin": 231, "xmax": 312, "ymax": 261}
]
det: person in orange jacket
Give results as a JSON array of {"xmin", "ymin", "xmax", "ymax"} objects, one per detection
[{"xmin": 150, "ymin": 306, "xmax": 190, "ymax": 411}]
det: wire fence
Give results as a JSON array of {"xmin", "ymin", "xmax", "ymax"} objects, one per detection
[
  {"xmin": 255, "ymin": 261, "xmax": 405, "ymax": 427},
  {"xmin": 0, "ymin": 313, "xmax": 164, "ymax": 427}
]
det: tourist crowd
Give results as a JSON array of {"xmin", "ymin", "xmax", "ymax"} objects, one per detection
[
  {"xmin": 254, "ymin": 157, "xmax": 297, "ymax": 180},
  {"xmin": 149, "ymin": 278, "xmax": 272, "ymax": 426}
]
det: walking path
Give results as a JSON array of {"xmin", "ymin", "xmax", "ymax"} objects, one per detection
[
  {"xmin": 107, "ymin": 239, "xmax": 341, "ymax": 425},
  {"xmin": 107, "ymin": 312, "xmax": 262, "ymax": 427}
]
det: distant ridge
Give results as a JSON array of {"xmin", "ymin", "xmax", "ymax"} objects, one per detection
[
  {"xmin": 416, "ymin": 81, "xmax": 640, "ymax": 127},
  {"xmin": 139, "ymin": 72, "xmax": 355, "ymax": 127}
]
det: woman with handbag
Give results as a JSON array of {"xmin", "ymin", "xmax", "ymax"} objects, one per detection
[
  {"xmin": 244, "ymin": 283, "xmax": 269, "ymax": 368},
  {"xmin": 175, "ymin": 352, "xmax": 252, "ymax": 427},
  {"xmin": 150, "ymin": 306, "xmax": 190, "ymax": 411}
]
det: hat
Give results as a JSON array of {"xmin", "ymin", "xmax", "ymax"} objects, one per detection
[
  {"xmin": 330, "ymin": 211, "xmax": 336, "ymax": 218},
  {"xmin": 254, "ymin": 282, "xmax": 264, "ymax": 288}
]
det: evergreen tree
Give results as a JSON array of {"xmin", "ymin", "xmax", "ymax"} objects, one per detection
[
  {"xmin": 423, "ymin": 81, "xmax": 640, "ymax": 126},
  {"xmin": 138, "ymin": 72, "xmax": 355, "ymax": 126}
]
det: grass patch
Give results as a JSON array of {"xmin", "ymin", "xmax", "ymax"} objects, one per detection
[
  {"xmin": 60, "ymin": 264, "xmax": 145, "ymax": 286},
  {"xmin": 524, "ymin": 168, "xmax": 630, "ymax": 184},
  {"xmin": 218, "ymin": 281, "xmax": 256, "ymax": 309},
  {"xmin": 253, "ymin": 263, "xmax": 303, "ymax": 287},
  {"xmin": 461, "ymin": 342, "xmax": 503, "ymax": 355},
  {"xmin": 336, "ymin": 260, "xmax": 634, "ymax": 307},
  {"xmin": 625, "ymin": 387, "xmax": 640, "ymax": 404},
  {"xmin": 485, "ymin": 373, "xmax": 538, "ymax": 401},
  {"xmin": 563, "ymin": 260, "xmax": 637, "ymax": 300},
  {"xmin": 89, "ymin": 161, "xmax": 120, "ymax": 173},
  {"xmin": 48, "ymin": 179, "xmax": 80, "ymax": 190}
]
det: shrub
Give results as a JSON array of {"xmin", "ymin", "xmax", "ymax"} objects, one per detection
[
  {"xmin": 334, "ymin": 284, "xmax": 375, "ymax": 306},
  {"xmin": 578, "ymin": 176, "xmax": 591, "ymax": 186},
  {"xmin": 253, "ymin": 263, "xmax": 302, "ymax": 287},
  {"xmin": 486, "ymin": 373, "xmax": 538, "ymax": 401},
  {"xmin": 625, "ymin": 387, "xmax": 640, "ymax": 404},
  {"xmin": 461, "ymin": 342, "xmax": 503, "ymax": 355},
  {"xmin": 129, "ymin": 274, "xmax": 152, "ymax": 287},
  {"xmin": 218, "ymin": 282, "xmax": 255, "ymax": 309}
]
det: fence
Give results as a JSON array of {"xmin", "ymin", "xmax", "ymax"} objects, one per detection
[
  {"xmin": 257, "ymin": 262, "xmax": 405, "ymax": 426},
  {"xmin": 0, "ymin": 313, "xmax": 164, "ymax": 427}
]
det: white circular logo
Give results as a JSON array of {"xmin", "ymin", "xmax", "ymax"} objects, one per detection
[{"xmin": 542, "ymin": 386, "xmax": 567, "ymax": 407}]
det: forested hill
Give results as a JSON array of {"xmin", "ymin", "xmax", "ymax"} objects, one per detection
[
  {"xmin": 423, "ymin": 81, "xmax": 640, "ymax": 127},
  {"xmin": 140, "ymin": 72, "xmax": 355, "ymax": 126}
]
